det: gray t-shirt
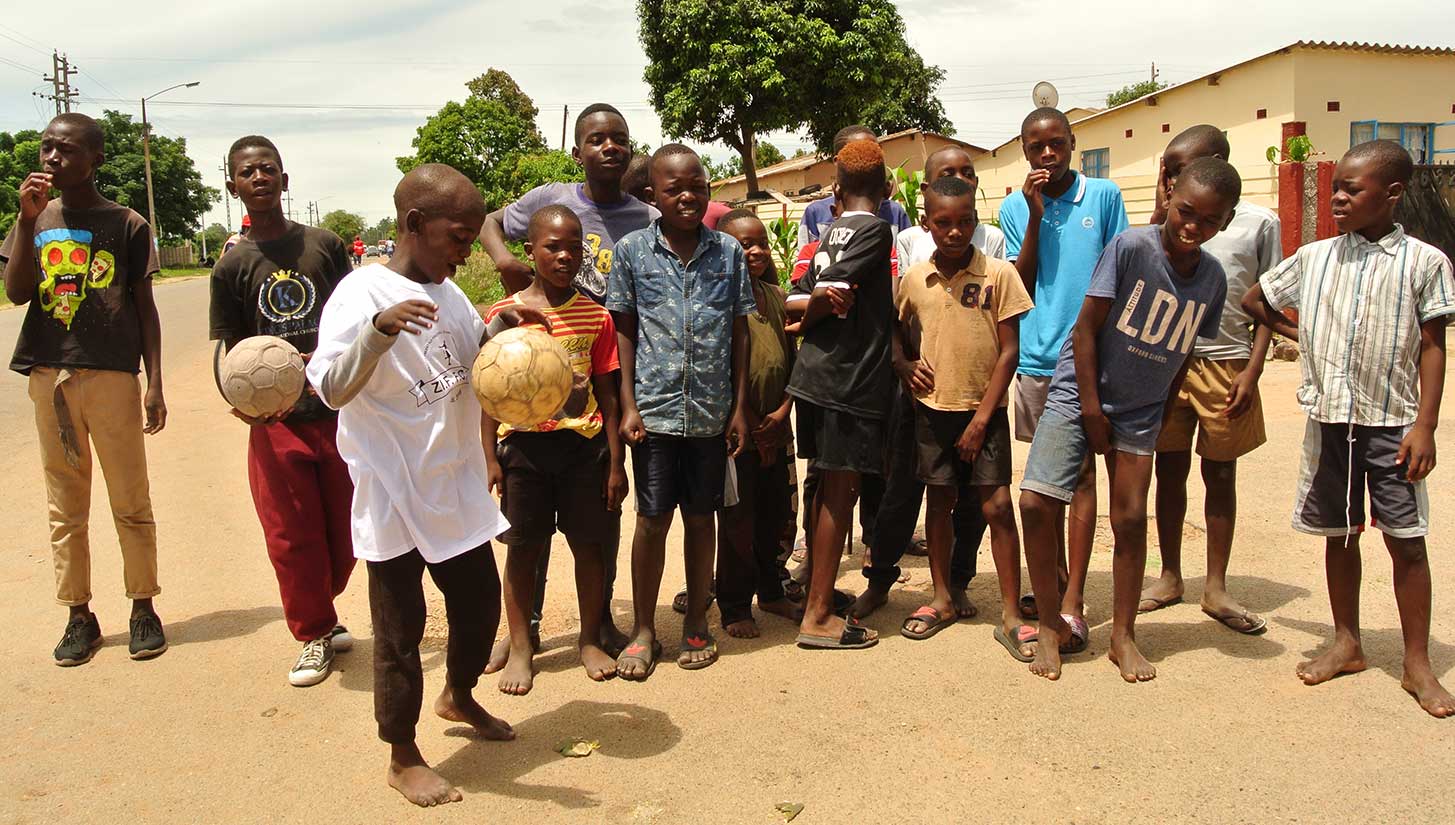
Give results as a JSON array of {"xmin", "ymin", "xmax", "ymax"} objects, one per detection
[
  {"xmin": 1044, "ymin": 225, "xmax": 1226, "ymax": 448},
  {"xmin": 501, "ymin": 183, "xmax": 658, "ymax": 303},
  {"xmin": 1194, "ymin": 202, "xmax": 1281, "ymax": 360}
]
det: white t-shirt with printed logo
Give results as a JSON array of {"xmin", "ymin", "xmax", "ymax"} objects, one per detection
[{"xmin": 307, "ymin": 263, "xmax": 509, "ymax": 564}]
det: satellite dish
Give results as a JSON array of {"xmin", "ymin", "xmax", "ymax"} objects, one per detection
[{"xmin": 1032, "ymin": 81, "xmax": 1059, "ymax": 108}]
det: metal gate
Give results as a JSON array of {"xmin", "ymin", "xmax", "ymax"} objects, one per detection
[{"xmin": 1395, "ymin": 164, "xmax": 1455, "ymax": 262}]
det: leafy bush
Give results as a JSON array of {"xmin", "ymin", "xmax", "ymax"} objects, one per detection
[
  {"xmin": 767, "ymin": 217, "xmax": 799, "ymax": 284},
  {"xmin": 890, "ymin": 164, "xmax": 924, "ymax": 226},
  {"xmin": 455, "ymin": 250, "xmax": 507, "ymax": 308}
]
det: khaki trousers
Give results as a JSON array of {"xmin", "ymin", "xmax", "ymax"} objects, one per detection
[{"xmin": 28, "ymin": 367, "xmax": 159, "ymax": 605}]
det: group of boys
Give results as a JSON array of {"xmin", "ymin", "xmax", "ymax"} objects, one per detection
[{"xmin": 6, "ymin": 98, "xmax": 1455, "ymax": 808}]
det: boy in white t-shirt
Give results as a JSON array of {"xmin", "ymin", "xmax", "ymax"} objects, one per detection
[{"xmin": 308, "ymin": 164, "xmax": 548, "ymax": 808}]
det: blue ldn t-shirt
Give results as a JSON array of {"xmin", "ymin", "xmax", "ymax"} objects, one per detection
[
  {"xmin": 999, "ymin": 171, "xmax": 1129, "ymax": 376},
  {"xmin": 1043, "ymin": 225, "xmax": 1227, "ymax": 449}
]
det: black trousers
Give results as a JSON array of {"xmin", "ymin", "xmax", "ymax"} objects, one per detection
[
  {"xmin": 864, "ymin": 386, "xmax": 986, "ymax": 591},
  {"xmin": 368, "ymin": 542, "xmax": 500, "ymax": 745},
  {"xmin": 800, "ymin": 463, "xmax": 885, "ymax": 547},
  {"xmin": 717, "ymin": 449, "xmax": 791, "ymax": 625}
]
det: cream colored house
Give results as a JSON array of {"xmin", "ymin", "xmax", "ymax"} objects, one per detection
[
  {"xmin": 713, "ymin": 128, "xmax": 986, "ymax": 203},
  {"xmin": 974, "ymin": 41, "xmax": 1455, "ymax": 226}
]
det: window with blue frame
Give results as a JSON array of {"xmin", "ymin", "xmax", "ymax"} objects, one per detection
[
  {"xmin": 1350, "ymin": 121, "xmax": 1434, "ymax": 163},
  {"xmin": 1080, "ymin": 148, "xmax": 1109, "ymax": 178}
]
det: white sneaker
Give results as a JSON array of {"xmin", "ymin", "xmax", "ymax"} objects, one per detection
[
  {"xmin": 328, "ymin": 624, "xmax": 353, "ymax": 653},
  {"xmin": 289, "ymin": 636, "xmax": 334, "ymax": 687}
]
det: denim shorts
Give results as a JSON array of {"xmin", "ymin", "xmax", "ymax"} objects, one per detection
[{"xmin": 1019, "ymin": 410, "xmax": 1092, "ymax": 503}]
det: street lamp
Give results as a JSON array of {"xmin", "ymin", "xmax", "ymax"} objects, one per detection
[{"xmin": 141, "ymin": 81, "xmax": 200, "ymax": 243}]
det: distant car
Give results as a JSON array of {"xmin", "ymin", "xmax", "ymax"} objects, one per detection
[{"xmin": 365, "ymin": 245, "xmax": 379, "ymax": 257}]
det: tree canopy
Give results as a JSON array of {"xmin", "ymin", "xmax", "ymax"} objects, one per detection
[
  {"xmin": 1106, "ymin": 80, "xmax": 1169, "ymax": 108},
  {"xmin": 396, "ymin": 69, "xmax": 551, "ymax": 209},
  {"xmin": 637, "ymin": 0, "xmax": 950, "ymax": 194},
  {"xmin": 1, "ymin": 112, "xmax": 217, "ymax": 243},
  {"xmin": 319, "ymin": 209, "xmax": 366, "ymax": 244}
]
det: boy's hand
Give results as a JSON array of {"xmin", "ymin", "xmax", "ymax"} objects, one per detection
[
  {"xmin": 1023, "ymin": 169, "xmax": 1050, "ymax": 222},
  {"xmin": 827, "ymin": 285, "xmax": 856, "ymax": 316},
  {"xmin": 726, "ymin": 410, "xmax": 751, "ymax": 459},
  {"xmin": 895, "ymin": 358, "xmax": 935, "ymax": 396},
  {"xmin": 561, "ymin": 371, "xmax": 591, "ymax": 419},
  {"xmin": 1397, "ymin": 423, "xmax": 1437, "ymax": 482},
  {"xmin": 1082, "ymin": 410, "xmax": 1113, "ymax": 455},
  {"xmin": 754, "ymin": 407, "xmax": 790, "ymax": 450},
  {"xmin": 18, "ymin": 173, "xmax": 52, "ymax": 223},
  {"xmin": 375, "ymin": 300, "xmax": 437, "ymax": 336},
  {"xmin": 143, "ymin": 384, "xmax": 167, "ymax": 435},
  {"xmin": 485, "ymin": 453, "xmax": 503, "ymax": 495},
  {"xmin": 496, "ymin": 257, "xmax": 533, "ymax": 293},
  {"xmin": 496, "ymin": 305, "xmax": 553, "ymax": 333},
  {"xmin": 230, "ymin": 406, "xmax": 293, "ymax": 427},
  {"xmin": 783, "ymin": 318, "xmax": 802, "ymax": 336},
  {"xmin": 620, "ymin": 409, "xmax": 647, "ymax": 446},
  {"xmin": 604, "ymin": 462, "xmax": 629, "ymax": 511},
  {"xmin": 956, "ymin": 416, "xmax": 988, "ymax": 463},
  {"xmin": 1222, "ymin": 366, "xmax": 1261, "ymax": 419}
]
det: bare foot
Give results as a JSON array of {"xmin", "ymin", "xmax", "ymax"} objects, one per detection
[
  {"xmin": 758, "ymin": 598, "xmax": 804, "ymax": 622},
  {"xmin": 496, "ymin": 647, "xmax": 534, "ymax": 696},
  {"xmin": 1138, "ymin": 572, "xmax": 1184, "ymax": 613},
  {"xmin": 579, "ymin": 642, "xmax": 617, "ymax": 682},
  {"xmin": 599, "ymin": 621, "xmax": 630, "ymax": 658},
  {"xmin": 950, "ymin": 587, "xmax": 978, "ymax": 619},
  {"xmin": 1402, "ymin": 665, "xmax": 1455, "ymax": 719},
  {"xmin": 1108, "ymin": 635, "xmax": 1157, "ymax": 683},
  {"xmin": 434, "ymin": 687, "xmax": 516, "ymax": 740},
  {"xmin": 1029, "ymin": 621, "xmax": 1065, "ymax": 681},
  {"xmin": 725, "ymin": 619, "xmax": 759, "ymax": 638},
  {"xmin": 483, "ymin": 629, "xmax": 540, "ymax": 675},
  {"xmin": 1201, "ymin": 592, "xmax": 1266, "ymax": 634},
  {"xmin": 850, "ymin": 585, "xmax": 890, "ymax": 620},
  {"xmin": 1296, "ymin": 638, "xmax": 1367, "ymax": 686},
  {"xmin": 388, "ymin": 745, "xmax": 462, "ymax": 808}
]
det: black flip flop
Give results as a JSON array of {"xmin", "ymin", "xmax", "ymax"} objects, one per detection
[
  {"xmin": 672, "ymin": 589, "xmax": 715, "ymax": 615},
  {"xmin": 797, "ymin": 618, "xmax": 879, "ymax": 650},
  {"xmin": 677, "ymin": 631, "xmax": 719, "ymax": 670},
  {"xmin": 616, "ymin": 639, "xmax": 662, "ymax": 681},
  {"xmin": 994, "ymin": 623, "xmax": 1038, "ymax": 663},
  {"xmin": 831, "ymin": 588, "xmax": 856, "ymax": 617},
  {"xmin": 1018, "ymin": 593, "xmax": 1039, "ymax": 620},
  {"xmin": 1059, "ymin": 614, "xmax": 1090, "ymax": 655},
  {"xmin": 900, "ymin": 606, "xmax": 957, "ymax": 640}
]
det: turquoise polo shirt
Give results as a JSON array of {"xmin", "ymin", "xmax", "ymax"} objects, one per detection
[{"xmin": 999, "ymin": 172, "xmax": 1129, "ymax": 376}]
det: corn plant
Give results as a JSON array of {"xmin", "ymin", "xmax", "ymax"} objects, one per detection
[
  {"xmin": 890, "ymin": 164, "xmax": 925, "ymax": 226},
  {"xmin": 768, "ymin": 216, "xmax": 799, "ymax": 285}
]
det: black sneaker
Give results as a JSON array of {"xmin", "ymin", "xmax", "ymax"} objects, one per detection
[
  {"xmin": 289, "ymin": 636, "xmax": 334, "ymax": 687},
  {"xmin": 128, "ymin": 609, "xmax": 167, "ymax": 660},
  {"xmin": 55, "ymin": 613, "xmax": 103, "ymax": 666},
  {"xmin": 327, "ymin": 624, "xmax": 353, "ymax": 652}
]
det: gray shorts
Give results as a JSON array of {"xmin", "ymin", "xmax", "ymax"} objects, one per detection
[
  {"xmin": 1013, "ymin": 374, "xmax": 1052, "ymax": 443},
  {"xmin": 1293, "ymin": 419, "xmax": 1429, "ymax": 539}
]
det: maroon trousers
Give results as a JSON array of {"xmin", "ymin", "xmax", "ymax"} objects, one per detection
[{"xmin": 247, "ymin": 417, "xmax": 356, "ymax": 642}]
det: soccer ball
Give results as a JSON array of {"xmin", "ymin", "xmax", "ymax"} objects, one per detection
[
  {"xmin": 471, "ymin": 326, "xmax": 573, "ymax": 428},
  {"xmin": 220, "ymin": 335, "xmax": 307, "ymax": 419}
]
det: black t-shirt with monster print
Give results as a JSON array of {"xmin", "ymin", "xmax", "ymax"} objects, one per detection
[
  {"xmin": 0, "ymin": 199, "xmax": 159, "ymax": 376},
  {"xmin": 209, "ymin": 221, "xmax": 353, "ymax": 422}
]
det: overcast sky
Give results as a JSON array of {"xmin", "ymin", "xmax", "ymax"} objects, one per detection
[{"xmin": 1, "ymin": 0, "xmax": 1450, "ymax": 231}]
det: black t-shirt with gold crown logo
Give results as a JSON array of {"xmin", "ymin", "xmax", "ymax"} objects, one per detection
[{"xmin": 209, "ymin": 222, "xmax": 352, "ymax": 421}]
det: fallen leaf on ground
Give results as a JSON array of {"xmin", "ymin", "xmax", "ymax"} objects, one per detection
[
  {"xmin": 556, "ymin": 738, "xmax": 599, "ymax": 758},
  {"xmin": 261, "ymin": 707, "xmax": 277, "ymax": 718},
  {"xmin": 775, "ymin": 802, "xmax": 804, "ymax": 822}
]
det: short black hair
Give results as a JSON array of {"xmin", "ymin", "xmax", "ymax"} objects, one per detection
[
  {"xmin": 718, "ymin": 208, "xmax": 760, "ymax": 231},
  {"xmin": 1176, "ymin": 156, "xmax": 1241, "ymax": 206},
  {"xmin": 832, "ymin": 124, "xmax": 876, "ymax": 154},
  {"xmin": 527, "ymin": 204, "xmax": 581, "ymax": 240},
  {"xmin": 574, "ymin": 103, "xmax": 626, "ymax": 147},
  {"xmin": 650, "ymin": 143, "xmax": 702, "ymax": 182},
  {"xmin": 622, "ymin": 155, "xmax": 651, "ymax": 199},
  {"xmin": 835, "ymin": 139, "xmax": 886, "ymax": 200},
  {"xmin": 1167, "ymin": 124, "xmax": 1230, "ymax": 160},
  {"xmin": 227, "ymin": 135, "xmax": 283, "ymax": 176},
  {"xmin": 1345, "ymin": 139, "xmax": 1414, "ymax": 186},
  {"xmin": 47, "ymin": 113, "xmax": 104, "ymax": 153},
  {"xmin": 924, "ymin": 145, "xmax": 975, "ymax": 177},
  {"xmin": 1021, "ymin": 107, "xmax": 1071, "ymax": 137},
  {"xmin": 927, "ymin": 175, "xmax": 974, "ymax": 199}
]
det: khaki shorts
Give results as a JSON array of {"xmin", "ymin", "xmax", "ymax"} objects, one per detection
[
  {"xmin": 1013, "ymin": 374, "xmax": 1052, "ymax": 443},
  {"xmin": 1155, "ymin": 357, "xmax": 1266, "ymax": 462}
]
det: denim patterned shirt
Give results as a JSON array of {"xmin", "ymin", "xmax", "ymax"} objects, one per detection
[{"xmin": 606, "ymin": 220, "xmax": 755, "ymax": 437}]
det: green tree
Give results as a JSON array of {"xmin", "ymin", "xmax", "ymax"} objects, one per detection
[
  {"xmin": 396, "ymin": 70, "xmax": 548, "ymax": 209},
  {"xmin": 707, "ymin": 142, "xmax": 788, "ymax": 181},
  {"xmin": 1106, "ymin": 80, "xmax": 1169, "ymax": 108},
  {"xmin": 0, "ymin": 129, "xmax": 42, "ymax": 238},
  {"xmin": 198, "ymin": 222, "xmax": 229, "ymax": 257},
  {"xmin": 505, "ymin": 151, "xmax": 583, "ymax": 201},
  {"xmin": 319, "ymin": 210, "xmax": 365, "ymax": 244},
  {"xmin": 638, "ymin": 0, "xmax": 949, "ymax": 194},
  {"xmin": 811, "ymin": 50, "xmax": 952, "ymax": 149}
]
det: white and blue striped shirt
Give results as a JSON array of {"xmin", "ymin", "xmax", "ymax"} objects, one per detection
[{"xmin": 1261, "ymin": 225, "xmax": 1455, "ymax": 427}]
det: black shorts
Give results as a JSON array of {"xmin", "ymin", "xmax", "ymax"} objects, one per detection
[
  {"xmin": 914, "ymin": 404, "xmax": 1012, "ymax": 487},
  {"xmin": 631, "ymin": 433, "xmax": 727, "ymax": 517},
  {"xmin": 794, "ymin": 400, "xmax": 886, "ymax": 476},
  {"xmin": 1293, "ymin": 419, "xmax": 1429, "ymax": 538},
  {"xmin": 497, "ymin": 430, "xmax": 617, "ymax": 546}
]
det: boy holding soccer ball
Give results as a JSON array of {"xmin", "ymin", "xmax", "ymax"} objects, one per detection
[
  {"xmin": 210, "ymin": 135, "xmax": 358, "ymax": 687},
  {"xmin": 308, "ymin": 164, "xmax": 547, "ymax": 807}
]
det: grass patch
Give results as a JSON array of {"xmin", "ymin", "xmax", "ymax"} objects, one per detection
[
  {"xmin": 454, "ymin": 250, "xmax": 507, "ymax": 309},
  {"xmin": 158, "ymin": 267, "xmax": 210, "ymax": 280}
]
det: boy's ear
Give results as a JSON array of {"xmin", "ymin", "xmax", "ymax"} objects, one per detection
[
  {"xmin": 523, "ymin": 240, "xmax": 534, "ymax": 257},
  {"xmin": 404, "ymin": 208, "xmax": 424, "ymax": 235},
  {"xmin": 1221, "ymin": 203, "xmax": 1238, "ymax": 232},
  {"xmin": 281, "ymin": 171, "xmax": 290, "ymax": 192},
  {"xmin": 1068, "ymin": 133, "xmax": 1077, "ymax": 151},
  {"xmin": 571, "ymin": 145, "xmax": 582, "ymax": 165},
  {"xmin": 1386, "ymin": 180, "xmax": 1406, "ymax": 207},
  {"xmin": 642, "ymin": 185, "xmax": 653, "ymax": 203},
  {"xmin": 225, "ymin": 178, "xmax": 238, "ymax": 198}
]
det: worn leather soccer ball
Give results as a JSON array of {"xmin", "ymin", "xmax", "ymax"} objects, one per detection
[
  {"xmin": 220, "ymin": 335, "xmax": 307, "ymax": 419},
  {"xmin": 471, "ymin": 327, "xmax": 573, "ymax": 428}
]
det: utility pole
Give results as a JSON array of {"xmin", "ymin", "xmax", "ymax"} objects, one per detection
[
  {"xmin": 40, "ymin": 52, "xmax": 79, "ymax": 115},
  {"xmin": 285, "ymin": 190, "xmax": 293, "ymax": 222},
  {"xmin": 1151, "ymin": 62, "xmax": 1159, "ymax": 84},
  {"xmin": 219, "ymin": 159, "xmax": 232, "ymax": 230},
  {"xmin": 560, "ymin": 104, "xmax": 568, "ymax": 151}
]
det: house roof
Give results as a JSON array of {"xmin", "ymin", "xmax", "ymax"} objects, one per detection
[
  {"xmin": 712, "ymin": 128, "xmax": 987, "ymax": 187},
  {"xmin": 981, "ymin": 40, "xmax": 1455, "ymax": 154}
]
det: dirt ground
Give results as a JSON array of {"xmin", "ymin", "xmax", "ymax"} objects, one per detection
[{"xmin": 1, "ymin": 276, "xmax": 1451, "ymax": 824}]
